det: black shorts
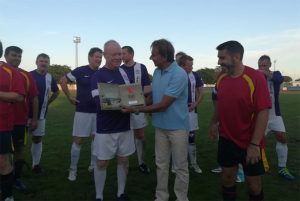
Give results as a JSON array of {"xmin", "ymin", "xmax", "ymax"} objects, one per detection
[
  {"xmin": 218, "ymin": 137, "xmax": 264, "ymax": 176},
  {"xmin": 12, "ymin": 125, "xmax": 27, "ymax": 148},
  {"xmin": 0, "ymin": 131, "xmax": 13, "ymax": 154}
]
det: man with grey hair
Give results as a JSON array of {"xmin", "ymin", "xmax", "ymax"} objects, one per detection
[{"xmin": 91, "ymin": 40, "xmax": 135, "ymax": 201}]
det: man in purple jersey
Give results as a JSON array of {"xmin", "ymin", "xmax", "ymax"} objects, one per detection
[
  {"xmin": 121, "ymin": 45, "xmax": 152, "ymax": 174},
  {"xmin": 30, "ymin": 53, "xmax": 59, "ymax": 173},
  {"xmin": 178, "ymin": 54, "xmax": 204, "ymax": 174},
  {"xmin": 91, "ymin": 40, "xmax": 135, "ymax": 201},
  {"xmin": 60, "ymin": 47, "xmax": 103, "ymax": 181}
]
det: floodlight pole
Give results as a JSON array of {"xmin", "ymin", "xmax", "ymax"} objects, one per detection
[{"xmin": 73, "ymin": 36, "xmax": 81, "ymax": 67}]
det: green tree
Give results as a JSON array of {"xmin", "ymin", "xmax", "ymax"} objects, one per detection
[
  {"xmin": 197, "ymin": 68, "xmax": 218, "ymax": 84},
  {"xmin": 295, "ymin": 78, "xmax": 300, "ymax": 81},
  {"xmin": 283, "ymin": 76, "xmax": 293, "ymax": 83},
  {"xmin": 48, "ymin": 64, "xmax": 72, "ymax": 83}
]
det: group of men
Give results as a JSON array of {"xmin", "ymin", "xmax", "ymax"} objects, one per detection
[{"xmin": 0, "ymin": 39, "xmax": 295, "ymax": 201}]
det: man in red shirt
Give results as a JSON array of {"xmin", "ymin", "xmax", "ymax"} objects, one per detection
[
  {"xmin": 4, "ymin": 46, "xmax": 39, "ymax": 191},
  {"xmin": 0, "ymin": 41, "xmax": 25, "ymax": 201},
  {"xmin": 208, "ymin": 41, "xmax": 271, "ymax": 201}
]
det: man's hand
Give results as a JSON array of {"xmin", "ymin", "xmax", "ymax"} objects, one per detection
[
  {"xmin": 246, "ymin": 144, "xmax": 261, "ymax": 165},
  {"xmin": 68, "ymin": 96, "xmax": 80, "ymax": 105}
]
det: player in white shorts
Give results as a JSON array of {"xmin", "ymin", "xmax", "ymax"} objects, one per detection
[
  {"xmin": 258, "ymin": 55, "xmax": 294, "ymax": 180},
  {"xmin": 91, "ymin": 40, "xmax": 136, "ymax": 201},
  {"xmin": 177, "ymin": 54, "xmax": 204, "ymax": 174},
  {"xmin": 60, "ymin": 47, "xmax": 103, "ymax": 181},
  {"xmin": 30, "ymin": 53, "xmax": 59, "ymax": 173},
  {"xmin": 121, "ymin": 46, "xmax": 152, "ymax": 174}
]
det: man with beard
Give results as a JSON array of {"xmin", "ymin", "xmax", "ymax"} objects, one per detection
[
  {"xmin": 30, "ymin": 53, "xmax": 59, "ymax": 173},
  {"xmin": 208, "ymin": 41, "xmax": 271, "ymax": 201}
]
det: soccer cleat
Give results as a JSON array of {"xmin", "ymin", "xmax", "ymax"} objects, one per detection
[
  {"xmin": 190, "ymin": 164, "xmax": 202, "ymax": 174},
  {"xmin": 14, "ymin": 179, "xmax": 26, "ymax": 191},
  {"xmin": 68, "ymin": 169, "xmax": 77, "ymax": 181},
  {"xmin": 32, "ymin": 165, "xmax": 42, "ymax": 173},
  {"xmin": 88, "ymin": 165, "xmax": 94, "ymax": 173},
  {"xmin": 4, "ymin": 196, "xmax": 15, "ymax": 201},
  {"xmin": 139, "ymin": 163, "xmax": 150, "ymax": 174},
  {"xmin": 95, "ymin": 199, "xmax": 102, "ymax": 201},
  {"xmin": 211, "ymin": 166, "xmax": 222, "ymax": 174},
  {"xmin": 116, "ymin": 194, "xmax": 129, "ymax": 201},
  {"xmin": 278, "ymin": 167, "xmax": 295, "ymax": 181}
]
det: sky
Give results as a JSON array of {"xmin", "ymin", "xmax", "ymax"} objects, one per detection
[{"xmin": 1, "ymin": 0, "xmax": 300, "ymax": 80}]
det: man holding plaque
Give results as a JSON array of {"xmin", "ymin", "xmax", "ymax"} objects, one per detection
[
  {"xmin": 91, "ymin": 40, "xmax": 135, "ymax": 201},
  {"xmin": 123, "ymin": 39, "xmax": 189, "ymax": 201},
  {"xmin": 121, "ymin": 45, "xmax": 152, "ymax": 175}
]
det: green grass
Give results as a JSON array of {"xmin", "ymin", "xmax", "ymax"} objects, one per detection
[{"xmin": 15, "ymin": 90, "xmax": 300, "ymax": 201}]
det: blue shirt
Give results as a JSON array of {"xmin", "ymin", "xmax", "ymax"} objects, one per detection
[
  {"xmin": 66, "ymin": 65, "xmax": 97, "ymax": 113},
  {"xmin": 30, "ymin": 70, "xmax": 59, "ymax": 119},
  {"xmin": 120, "ymin": 63, "xmax": 151, "ymax": 87},
  {"xmin": 151, "ymin": 61, "xmax": 189, "ymax": 130},
  {"xmin": 91, "ymin": 67, "xmax": 130, "ymax": 134}
]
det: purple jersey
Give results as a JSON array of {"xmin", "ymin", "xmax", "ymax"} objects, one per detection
[
  {"xmin": 66, "ymin": 65, "xmax": 97, "ymax": 113},
  {"xmin": 91, "ymin": 67, "xmax": 130, "ymax": 133},
  {"xmin": 188, "ymin": 71, "xmax": 204, "ymax": 104},
  {"xmin": 30, "ymin": 70, "xmax": 59, "ymax": 119},
  {"xmin": 120, "ymin": 62, "xmax": 151, "ymax": 87}
]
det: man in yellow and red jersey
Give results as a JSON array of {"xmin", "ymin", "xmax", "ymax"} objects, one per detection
[
  {"xmin": 0, "ymin": 41, "xmax": 25, "ymax": 201},
  {"xmin": 208, "ymin": 41, "xmax": 271, "ymax": 201},
  {"xmin": 4, "ymin": 46, "xmax": 39, "ymax": 191}
]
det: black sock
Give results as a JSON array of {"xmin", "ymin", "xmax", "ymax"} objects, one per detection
[
  {"xmin": 249, "ymin": 190, "xmax": 264, "ymax": 201},
  {"xmin": 1, "ymin": 171, "xmax": 14, "ymax": 200},
  {"xmin": 14, "ymin": 159, "xmax": 25, "ymax": 179},
  {"xmin": 222, "ymin": 185, "xmax": 237, "ymax": 201}
]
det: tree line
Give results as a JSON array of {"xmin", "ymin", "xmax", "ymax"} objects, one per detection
[{"xmin": 48, "ymin": 64, "xmax": 296, "ymax": 85}]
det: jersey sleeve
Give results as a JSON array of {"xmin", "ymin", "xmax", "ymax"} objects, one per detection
[
  {"xmin": 141, "ymin": 64, "xmax": 151, "ymax": 86},
  {"xmin": 194, "ymin": 72, "xmax": 204, "ymax": 88},
  {"xmin": 66, "ymin": 68, "xmax": 79, "ymax": 82}
]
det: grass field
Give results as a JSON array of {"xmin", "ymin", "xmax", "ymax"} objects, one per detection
[{"xmin": 15, "ymin": 90, "xmax": 300, "ymax": 201}]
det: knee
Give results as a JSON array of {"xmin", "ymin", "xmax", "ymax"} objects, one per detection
[
  {"xmin": 74, "ymin": 137, "xmax": 84, "ymax": 145},
  {"xmin": 0, "ymin": 155, "xmax": 12, "ymax": 174},
  {"xmin": 32, "ymin": 136, "xmax": 42, "ymax": 143},
  {"xmin": 275, "ymin": 132, "xmax": 287, "ymax": 143},
  {"xmin": 117, "ymin": 156, "xmax": 129, "ymax": 166},
  {"xmin": 96, "ymin": 160, "xmax": 108, "ymax": 170},
  {"xmin": 134, "ymin": 129, "xmax": 145, "ymax": 140},
  {"xmin": 189, "ymin": 132, "xmax": 195, "ymax": 144}
]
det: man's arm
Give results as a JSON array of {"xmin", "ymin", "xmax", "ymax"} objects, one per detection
[
  {"xmin": 0, "ymin": 91, "xmax": 24, "ymax": 102},
  {"xmin": 48, "ymin": 90, "xmax": 59, "ymax": 105},
  {"xmin": 60, "ymin": 76, "xmax": 79, "ymax": 105},
  {"xmin": 246, "ymin": 109, "xmax": 269, "ymax": 164}
]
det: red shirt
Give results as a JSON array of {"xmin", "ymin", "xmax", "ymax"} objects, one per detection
[
  {"xmin": 216, "ymin": 66, "xmax": 271, "ymax": 149},
  {"xmin": 0, "ymin": 62, "xmax": 25, "ymax": 131},
  {"xmin": 13, "ymin": 68, "xmax": 39, "ymax": 125}
]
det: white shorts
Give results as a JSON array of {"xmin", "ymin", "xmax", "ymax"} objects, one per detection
[
  {"xmin": 72, "ymin": 112, "xmax": 96, "ymax": 137},
  {"xmin": 189, "ymin": 112, "xmax": 199, "ymax": 131},
  {"xmin": 93, "ymin": 130, "xmax": 135, "ymax": 160},
  {"xmin": 265, "ymin": 115, "xmax": 286, "ymax": 135},
  {"xmin": 130, "ymin": 113, "xmax": 147, "ymax": 129},
  {"xmin": 31, "ymin": 119, "xmax": 46, "ymax": 136}
]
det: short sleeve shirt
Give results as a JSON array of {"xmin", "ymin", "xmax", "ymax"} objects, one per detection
[{"xmin": 66, "ymin": 65, "xmax": 97, "ymax": 113}]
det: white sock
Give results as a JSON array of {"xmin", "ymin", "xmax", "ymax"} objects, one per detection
[
  {"xmin": 94, "ymin": 165, "xmax": 106, "ymax": 200},
  {"xmin": 117, "ymin": 164, "xmax": 128, "ymax": 197},
  {"xmin": 31, "ymin": 142, "xmax": 42, "ymax": 166},
  {"xmin": 70, "ymin": 142, "xmax": 81, "ymax": 170},
  {"xmin": 135, "ymin": 139, "xmax": 144, "ymax": 165},
  {"xmin": 276, "ymin": 142, "xmax": 288, "ymax": 168},
  {"xmin": 90, "ymin": 140, "xmax": 96, "ymax": 167}
]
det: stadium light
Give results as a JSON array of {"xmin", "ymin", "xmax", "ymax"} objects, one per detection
[{"xmin": 73, "ymin": 36, "xmax": 81, "ymax": 68}]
